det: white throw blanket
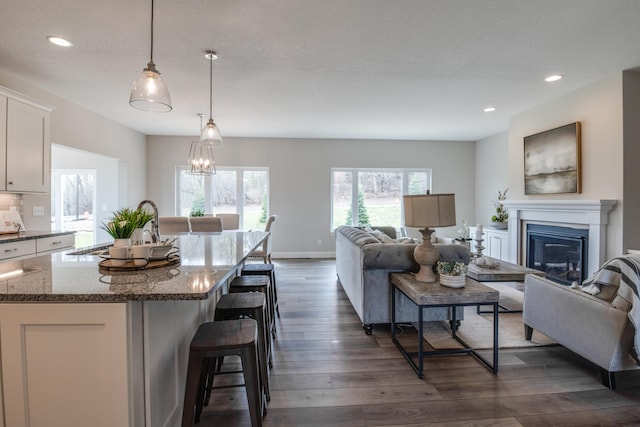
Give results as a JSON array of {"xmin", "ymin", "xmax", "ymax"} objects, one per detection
[{"xmin": 580, "ymin": 255, "xmax": 640, "ymax": 363}]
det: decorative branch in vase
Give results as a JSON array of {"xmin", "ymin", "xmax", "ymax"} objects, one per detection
[{"xmin": 490, "ymin": 188, "xmax": 509, "ymax": 229}]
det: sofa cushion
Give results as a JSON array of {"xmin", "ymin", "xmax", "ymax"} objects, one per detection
[{"xmin": 337, "ymin": 226, "xmax": 381, "ymax": 247}]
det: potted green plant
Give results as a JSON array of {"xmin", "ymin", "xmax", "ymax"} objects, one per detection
[
  {"xmin": 436, "ymin": 260, "xmax": 468, "ymax": 288},
  {"xmin": 490, "ymin": 188, "xmax": 509, "ymax": 229},
  {"xmin": 102, "ymin": 208, "xmax": 154, "ymax": 246}
]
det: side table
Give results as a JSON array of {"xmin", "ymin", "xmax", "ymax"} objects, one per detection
[{"xmin": 390, "ymin": 273, "xmax": 500, "ymax": 378}]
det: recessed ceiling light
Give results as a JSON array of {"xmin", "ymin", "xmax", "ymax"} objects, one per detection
[
  {"xmin": 483, "ymin": 107, "xmax": 496, "ymax": 112},
  {"xmin": 545, "ymin": 74, "xmax": 563, "ymax": 82},
  {"xmin": 47, "ymin": 36, "xmax": 73, "ymax": 47}
]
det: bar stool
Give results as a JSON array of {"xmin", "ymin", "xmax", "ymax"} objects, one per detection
[
  {"xmin": 229, "ymin": 276, "xmax": 277, "ymax": 343},
  {"xmin": 241, "ymin": 263, "xmax": 280, "ymax": 318},
  {"xmin": 213, "ymin": 292, "xmax": 271, "ymax": 404},
  {"xmin": 182, "ymin": 319, "xmax": 262, "ymax": 427}
]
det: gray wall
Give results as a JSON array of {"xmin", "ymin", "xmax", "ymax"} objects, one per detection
[
  {"xmin": 0, "ymin": 70, "xmax": 147, "ymax": 231},
  {"xmin": 474, "ymin": 131, "xmax": 509, "ymax": 226},
  {"xmin": 476, "ymin": 72, "xmax": 640, "ymax": 260},
  {"xmin": 622, "ymin": 71, "xmax": 640, "ymax": 253},
  {"xmin": 147, "ymin": 136, "xmax": 476, "ymax": 257}
]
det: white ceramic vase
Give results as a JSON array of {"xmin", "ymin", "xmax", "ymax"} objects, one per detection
[
  {"xmin": 439, "ymin": 274, "xmax": 466, "ymax": 288},
  {"xmin": 113, "ymin": 238, "xmax": 131, "ymax": 248}
]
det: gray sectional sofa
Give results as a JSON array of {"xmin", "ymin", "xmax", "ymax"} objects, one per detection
[{"xmin": 335, "ymin": 225, "xmax": 470, "ymax": 334}]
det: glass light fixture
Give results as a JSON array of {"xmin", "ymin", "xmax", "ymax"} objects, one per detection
[
  {"xmin": 188, "ymin": 114, "xmax": 216, "ymax": 175},
  {"xmin": 200, "ymin": 50, "xmax": 223, "ymax": 147},
  {"xmin": 129, "ymin": 0, "xmax": 172, "ymax": 112}
]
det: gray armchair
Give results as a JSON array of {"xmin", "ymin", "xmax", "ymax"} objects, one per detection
[{"xmin": 523, "ymin": 273, "xmax": 640, "ymax": 388}]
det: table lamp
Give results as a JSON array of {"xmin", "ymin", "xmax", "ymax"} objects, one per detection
[{"xmin": 403, "ymin": 193, "xmax": 456, "ymax": 282}]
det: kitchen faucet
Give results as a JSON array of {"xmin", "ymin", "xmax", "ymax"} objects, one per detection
[{"xmin": 137, "ymin": 199, "xmax": 160, "ymax": 243}]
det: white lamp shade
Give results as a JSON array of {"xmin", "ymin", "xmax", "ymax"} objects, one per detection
[
  {"xmin": 129, "ymin": 65, "xmax": 172, "ymax": 112},
  {"xmin": 199, "ymin": 119, "xmax": 223, "ymax": 147},
  {"xmin": 403, "ymin": 194, "xmax": 456, "ymax": 228}
]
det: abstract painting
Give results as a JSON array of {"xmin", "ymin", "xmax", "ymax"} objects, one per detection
[{"xmin": 524, "ymin": 122, "xmax": 581, "ymax": 195}]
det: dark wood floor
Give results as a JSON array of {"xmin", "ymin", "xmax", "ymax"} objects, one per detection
[{"xmin": 198, "ymin": 259, "xmax": 640, "ymax": 426}]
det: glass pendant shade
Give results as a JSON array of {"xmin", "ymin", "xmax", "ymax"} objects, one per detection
[
  {"xmin": 129, "ymin": 61, "xmax": 172, "ymax": 112},
  {"xmin": 200, "ymin": 118, "xmax": 223, "ymax": 147},
  {"xmin": 187, "ymin": 140, "xmax": 216, "ymax": 175},
  {"xmin": 129, "ymin": 0, "xmax": 172, "ymax": 112}
]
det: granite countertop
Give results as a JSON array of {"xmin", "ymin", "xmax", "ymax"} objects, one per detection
[
  {"xmin": 0, "ymin": 231, "xmax": 268, "ymax": 303},
  {"xmin": 0, "ymin": 230, "xmax": 75, "ymax": 243}
]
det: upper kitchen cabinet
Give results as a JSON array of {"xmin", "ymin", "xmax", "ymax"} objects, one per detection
[{"xmin": 0, "ymin": 86, "xmax": 53, "ymax": 193}]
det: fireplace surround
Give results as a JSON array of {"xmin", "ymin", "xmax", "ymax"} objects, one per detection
[{"xmin": 502, "ymin": 199, "xmax": 617, "ymax": 278}]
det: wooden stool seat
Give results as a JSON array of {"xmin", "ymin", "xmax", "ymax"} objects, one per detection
[
  {"xmin": 241, "ymin": 263, "xmax": 279, "ymax": 317},
  {"xmin": 214, "ymin": 293, "xmax": 271, "ymax": 403},
  {"xmin": 229, "ymin": 276, "xmax": 277, "ymax": 339},
  {"xmin": 182, "ymin": 319, "xmax": 262, "ymax": 427}
]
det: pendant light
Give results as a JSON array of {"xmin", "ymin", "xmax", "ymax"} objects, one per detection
[
  {"xmin": 188, "ymin": 114, "xmax": 216, "ymax": 175},
  {"xmin": 200, "ymin": 50, "xmax": 223, "ymax": 147},
  {"xmin": 129, "ymin": 0, "xmax": 172, "ymax": 112}
]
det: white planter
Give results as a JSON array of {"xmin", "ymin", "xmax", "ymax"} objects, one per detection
[
  {"xmin": 113, "ymin": 238, "xmax": 131, "ymax": 248},
  {"xmin": 439, "ymin": 274, "xmax": 466, "ymax": 288},
  {"xmin": 490, "ymin": 221, "xmax": 508, "ymax": 230}
]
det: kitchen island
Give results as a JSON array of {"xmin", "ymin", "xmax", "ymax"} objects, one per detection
[{"xmin": 0, "ymin": 231, "xmax": 268, "ymax": 427}]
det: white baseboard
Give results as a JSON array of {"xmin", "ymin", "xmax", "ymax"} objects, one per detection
[{"xmin": 271, "ymin": 251, "xmax": 336, "ymax": 259}]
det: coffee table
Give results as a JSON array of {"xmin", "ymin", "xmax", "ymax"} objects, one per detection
[
  {"xmin": 390, "ymin": 273, "xmax": 499, "ymax": 378},
  {"xmin": 467, "ymin": 257, "xmax": 545, "ymax": 314},
  {"xmin": 467, "ymin": 257, "xmax": 545, "ymax": 282}
]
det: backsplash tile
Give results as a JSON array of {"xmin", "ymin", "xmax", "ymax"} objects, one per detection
[{"xmin": 0, "ymin": 194, "xmax": 23, "ymax": 215}]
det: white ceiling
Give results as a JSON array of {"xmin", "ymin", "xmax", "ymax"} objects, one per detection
[{"xmin": 2, "ymin": 0, "xmax": 640, "ymax": 141}]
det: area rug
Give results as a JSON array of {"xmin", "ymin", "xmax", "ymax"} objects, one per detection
[{"xmin": 421, "ymin": 282, "xmax": 556, "ymax": 350}]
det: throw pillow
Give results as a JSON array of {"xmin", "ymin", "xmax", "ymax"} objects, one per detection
[
  {"xmin": 397, "ymin": 237, "xmax": 415, "ymax": 244},
  {"xmin": 580, "ymin": 260, "xmax": 623, "ymax": 302},
  {"xmin": 379, "ymin": 234, "xmax": 396, "ymax": 244}
]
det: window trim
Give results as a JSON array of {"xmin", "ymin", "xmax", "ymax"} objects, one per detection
[
  {"xmin": 176, "ymin": 166, "xmax": 269, "ymax": 229},
  {"xmin": 330, "ymin": 167, "xmax": 432, "ymax": 231}
]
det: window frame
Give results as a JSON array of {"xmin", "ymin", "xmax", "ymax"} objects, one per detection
[
  {"xmin": 176, "ymin": 166, "xmax": 269, "ymax": 229},
  {"xmin": 330, "ymin": 167, "xmax": 432, "ymax": 231}
]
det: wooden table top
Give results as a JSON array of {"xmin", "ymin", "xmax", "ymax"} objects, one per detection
[
  {"xmin": 466, "ymin": 257, "xmax": 545, "ymax": 282},
  {"xmin": 390, "ymin": 272, "xmax": 499, "ymax": 306}
]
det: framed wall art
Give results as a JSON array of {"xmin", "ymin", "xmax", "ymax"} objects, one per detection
[{"xmin": 524, "ymin": 122, "xmax": 581, "ymax": 195}]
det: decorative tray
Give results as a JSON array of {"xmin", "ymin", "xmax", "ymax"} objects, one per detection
[
  {"xmin": 472, "ymin": 258, "xmax": 501, "ymax": 269},
  {"xmin": 98, "ymin": 253, "xmax": 180, "ymax": 273}
]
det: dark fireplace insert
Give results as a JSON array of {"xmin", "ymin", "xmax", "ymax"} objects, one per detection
[{"xmin": 526, "ymin": 224, "xmax": 589, "ymax": 286}]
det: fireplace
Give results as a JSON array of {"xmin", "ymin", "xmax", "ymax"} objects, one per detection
[
  {"xmin": 526, "ymin": 224, "xmax": 589, "ymax": 286},
  {"xmin": 502, "ymin": 199, "xmax": 616, "ymax": 278}
]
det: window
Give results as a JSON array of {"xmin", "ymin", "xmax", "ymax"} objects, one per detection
[
  {"xmin": 51, "ymin": 169, "xmax": 96, "ymax": 248},
  {"xmin": 177, "ymin": 167, "xmax": 268, "ymax": 230},
  {"xmin": 331, "ymin": 168, "xmax": 431, "ymax": 230}
]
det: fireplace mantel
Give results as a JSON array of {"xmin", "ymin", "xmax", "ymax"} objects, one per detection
[{"xmin": 501, "ymin": 199, "xmax": 617, "ymax": 276}]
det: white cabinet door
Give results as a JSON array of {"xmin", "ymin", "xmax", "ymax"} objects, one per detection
[
  {"xmin": 0, "ymin": 303, "xmax": 130, "ymax": 427},
  {"xmin": 485, "ymin": 229, "xmax": 509, "ymax": 261},
  {"xmin": 6, "ymin": 98, "xmax": 50, "ymax": 193}
]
